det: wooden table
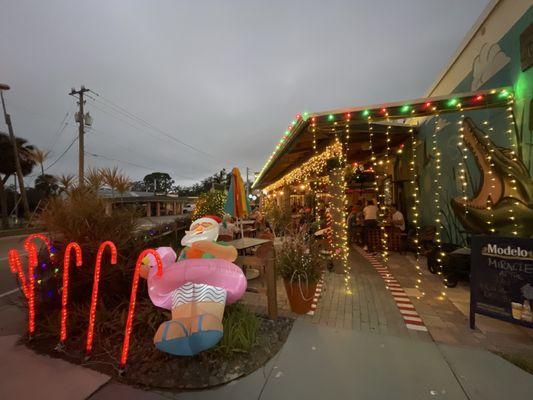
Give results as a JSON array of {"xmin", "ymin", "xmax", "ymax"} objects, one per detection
[
  {"xmin": 235, "ymin": 220, "xmax": 256, "ymax": 226},
  {"xmin": 227, "ymin": 237, "xmax": 271, "ymax": 251}
]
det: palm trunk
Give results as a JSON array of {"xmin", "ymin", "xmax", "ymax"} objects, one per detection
[{"xmin": 0, "ymin": 176, "xmax": 9, "ymax": 229}]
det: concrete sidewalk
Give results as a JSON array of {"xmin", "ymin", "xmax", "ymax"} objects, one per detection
[{"xmin": 91, "ymin": 319, "xmax": 533, "ymax": 400}]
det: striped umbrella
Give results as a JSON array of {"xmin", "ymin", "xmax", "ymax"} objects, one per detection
[{"xmin": 224, "ymin": 167, "xmax": 250, "ymax": 237}]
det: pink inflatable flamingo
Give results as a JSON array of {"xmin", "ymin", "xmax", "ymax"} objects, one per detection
[
  {"xmin": 60, "ymin": 242, "xmax": 82, "ymax": 344},
  {"xmin": 86, "ymin": 241, "xmax": 117, "ymax": 354}
]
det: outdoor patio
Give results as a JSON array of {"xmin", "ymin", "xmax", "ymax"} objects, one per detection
[{"xmin": 303, "ymin": 243, "xmax": 533, "ymax": 362}]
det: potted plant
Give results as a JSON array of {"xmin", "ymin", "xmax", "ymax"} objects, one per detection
[{"xmin": 276, "ymin": 235, "xmax": 321, "ymax": 314}]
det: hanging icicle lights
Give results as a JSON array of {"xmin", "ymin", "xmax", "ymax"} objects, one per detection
[
  {"xmin": 253, "ymin": 88, "xmax": 512, "ymax": 190},
  {"xmin": 457, "ymin": 112, "xmax": 469, "ymax": 222},
  {"xmin": 505, "ymin": 95, "xmax": 519, "ymax": 235},
  {"xmin": 482, "ymin": 115, "xmax": 496, "ymax": 233},
  {"xmin": 432, "ymin": 113, "xmax": 447, "ymax": 296},
  {"xmin": 380, "ymin": 117, "xmax": 392, "ymax": 263},
  {"xmin": 264, "ymin": 141, "xmax": 342, "ymax": 194},
  {"xmin": 409, "ymin": 128, "xmax": 425, "ymax": 298}
]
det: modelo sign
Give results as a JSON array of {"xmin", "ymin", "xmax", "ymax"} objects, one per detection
[{"xmin": 470, "ymin": 235, "xmax": 533, "ymax": 329}]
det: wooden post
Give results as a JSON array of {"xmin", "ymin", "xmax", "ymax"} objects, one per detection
[
  {"xmin": 266, "ymin": 248, "xmax": 278, "ymax": 320},
  {"xmin": 156, "ymin": 202, "xmax": 161, "ymax": 217},
  {"xmin": 146, "ymin": 202, "xmax": 151, "ymax": 217}
]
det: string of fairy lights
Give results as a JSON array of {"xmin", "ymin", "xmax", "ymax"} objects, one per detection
[
  {"xmin": 482, "ymin": 115, "xmax": 497, "ymax": 233},
  {"xmin": 431, "ymin": 113, "xmax": 448, "ymax": 297},
  {"xmin": 380, "ymin": 116, "xmax": 392, "ymax": 262},
  {"xmin": 409, "ymin": 127, "xmax": 425, "ymax": 298},
  {"xmin": 505, "ymin": 96, "xmax": 519, "ymax": 236},
  {"xmin": 457, "ymin": 112, "xmax": 469, "ymax": 229},
  {"xmin": 256, "ymin": 88, "xmax": 515, "ymax": 302}
]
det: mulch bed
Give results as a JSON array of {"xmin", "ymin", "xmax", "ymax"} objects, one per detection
[{"xmin": 23, "ymin": 314, "xmax": 294, "ymax": 390}]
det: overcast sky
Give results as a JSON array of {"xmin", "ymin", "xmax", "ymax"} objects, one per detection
[{"xmin": 0, "ymin": 0, "xmax": 490, "ymax": 186}]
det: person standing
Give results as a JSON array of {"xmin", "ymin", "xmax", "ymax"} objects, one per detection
[
  {"xmin": 390, "ymin": 204, "xmax": 405, "ymax": 232},
  {"xmin": 362, "ymin": 199, "xmax": 378, "ymax": 251}
]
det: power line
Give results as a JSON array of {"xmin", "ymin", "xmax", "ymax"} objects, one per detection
[
  {"xmin": 44, "ymin": 136, "xmax": 78, "ymax": 171},
  {"xmin": 89, "ymin": 127, "xmax": 203, "ymax": 177},
  {"xmin": 88, "ymin": 89, "xmax": 218, "ymax": 160},
  {"xmin": 84, "ymin": 150, "xmax": 195, "ymax": 180}
]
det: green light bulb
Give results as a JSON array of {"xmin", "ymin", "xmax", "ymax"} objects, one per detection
[
  {"xmin": 362, "ymin": 110, "xmax": 370, "ymax": 116},
  {"xmin": 401, "ymin": 105, "xmax": 410, "ymax": 113},
  {"xmin": 447, "ymin": 98, "xmax": 458, "ymax": 107},
  {"xmin": 328, "ymin": 114, "xmax": 334, "ymax": 121},
  {"xmin": 499, "ymin": 89, "xmax": 509, "ymax": 98},
  {"xmin": 284, "ymin": 130, "xmax": 290, "ymax": 136}
]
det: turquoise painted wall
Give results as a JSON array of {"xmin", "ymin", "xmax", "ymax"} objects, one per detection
[{"xmin": 416, "ymin": 8, "xmax": 533, "ymax": 243}]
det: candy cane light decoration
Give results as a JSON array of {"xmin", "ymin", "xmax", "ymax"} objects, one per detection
[
  {"xmin": 24, "ymin": 233, "xmax": 51, "ymax": 252},
  {"xmin": 60, "ymin": 242, "xmax": 83, "ymax": 344},
  {"xmin": 119, "ymin": 248, "xmax": 162, "ymax": 370},
  {"xmin": 7, "ymin": 234, "xmax": 50, "ymax": 336},
  {"xmin": 86, "ymin": 241, "xmax": 117, "ymax": 354}
]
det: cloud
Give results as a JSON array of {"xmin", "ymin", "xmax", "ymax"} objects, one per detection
[{"xmin": 471, "ymin": 43, "xmax": 510, "ymax": 91}]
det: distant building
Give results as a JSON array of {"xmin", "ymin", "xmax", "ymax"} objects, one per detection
[{"xmin": 97, "ymin": 188, "xmax": 197, "ymax": 217}]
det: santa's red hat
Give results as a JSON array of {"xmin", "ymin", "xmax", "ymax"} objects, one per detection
[{"xmin": 202, "ymin": 215, "xmax": 222, "ymax": 224}]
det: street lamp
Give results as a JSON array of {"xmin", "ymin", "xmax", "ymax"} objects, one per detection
[{"xmin": 0, "ymin": 83, "xmax": 31, "ymax": 219}]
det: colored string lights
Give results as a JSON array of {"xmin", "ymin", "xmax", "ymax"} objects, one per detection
[
  {"xmin": 120, "ymin": 249, "xmax": 163, "ymax": 369},
  {"xmin": 253, "ymin": 88, "xmax": 513, "ymax": 190},
  {"xmin": 60, "ymin": 242, "xmax": 83, "ymax": 344},
  {"xmin": 86, "ymin": 241, "xmax": 117, "ymax": 354}
]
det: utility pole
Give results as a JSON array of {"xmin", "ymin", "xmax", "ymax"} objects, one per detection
[
  {"xmin": 0, "ymin": 83, "xmax": 30, "ymax": 219},
  {"xmin": 69, "ymin": 86, "xmax": 90, "ymax": 185}
]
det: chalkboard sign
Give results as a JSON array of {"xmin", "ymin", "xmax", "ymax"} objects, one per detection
[{"xmin": 470, "ymin": 235, "xmax": 533, "ymax": 329}]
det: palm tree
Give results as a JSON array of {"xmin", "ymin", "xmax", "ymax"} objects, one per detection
[
  {"xmin": 0, "ymin": 133, "xmax": 36, "ymax": 228},
  {"xmin": 58, "ymin": 174, "xmax": 76, "ymax": 193},
  {"xmin": 85, "ymin": 168, "xmax": 104, "ymax": 193},
  {"xmin": 101, "ymin": 166, "xmax": 120, "ymax": 197},
  {"xmin": 32, "ymin": 148, "xmax": 50, "ymax": 177}
]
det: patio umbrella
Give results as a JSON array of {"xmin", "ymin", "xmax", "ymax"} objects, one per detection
[{"xmin": 224, "ymin": 167, "xmax": 250, "ymax": 238}]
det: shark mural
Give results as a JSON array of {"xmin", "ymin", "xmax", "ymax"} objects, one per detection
[{"xmin": 451, "ymin": 118, "xmax": 533, "ymax": 237}]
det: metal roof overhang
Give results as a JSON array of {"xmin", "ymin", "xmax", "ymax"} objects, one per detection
[{"xmin": 253, "ymin": 87, "xmax": 513, "ymax": 189}]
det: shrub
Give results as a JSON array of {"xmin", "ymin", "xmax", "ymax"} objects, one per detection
[
  {"xmin": 192, "ymin": 190, "xmax": 227, "ymax": 219},
  {"xmin": 275, "ymin": 234, "xmax": 321, "ymax": 284},
  {"xmin": 263, "ymin": 201, "xmax": 292, "ymax": 236}
]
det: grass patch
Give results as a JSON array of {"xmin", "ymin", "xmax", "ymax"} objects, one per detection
[
  {"xmin": 494, "ymin": 351, "xmax": 533, "ymax": 375},
  {"xmin": 216, "ymin": 303, "xmax": 259, "ymax": 357}
]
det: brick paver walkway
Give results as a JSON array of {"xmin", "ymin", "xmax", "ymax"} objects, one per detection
[{"xmin": 304, "ymin": 248, "xmax": 432, "ymax": 342}]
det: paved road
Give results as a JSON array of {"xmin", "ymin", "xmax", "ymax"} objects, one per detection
[{"xmin": 0, "ymin": 235, "xmax": 28, "ymax": 297}]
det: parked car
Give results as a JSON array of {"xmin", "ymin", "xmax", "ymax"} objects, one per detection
[{"xmin": 183, "ymin": 203, "xmax": 195, "ymax": 213}]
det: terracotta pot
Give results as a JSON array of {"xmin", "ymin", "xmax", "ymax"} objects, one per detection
[{"xmin": 283, "ymin": 279, "xmax": 317, "ymax": 314}]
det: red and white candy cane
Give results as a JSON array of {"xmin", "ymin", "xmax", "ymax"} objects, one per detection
[
  {"xmin": 60, "ymin": 242, "xmax": 83, "ymax": 344},
  {"xmin": 7, "ymin": 234, "xmax": 50, "ymax": 336},
  {"xmin": 86, "ymin": 241, "xmax": 117, "ymax": 354},
  {"xmin": 119, "ymin": 249, "xmax": 163, "ymax": 370}
]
